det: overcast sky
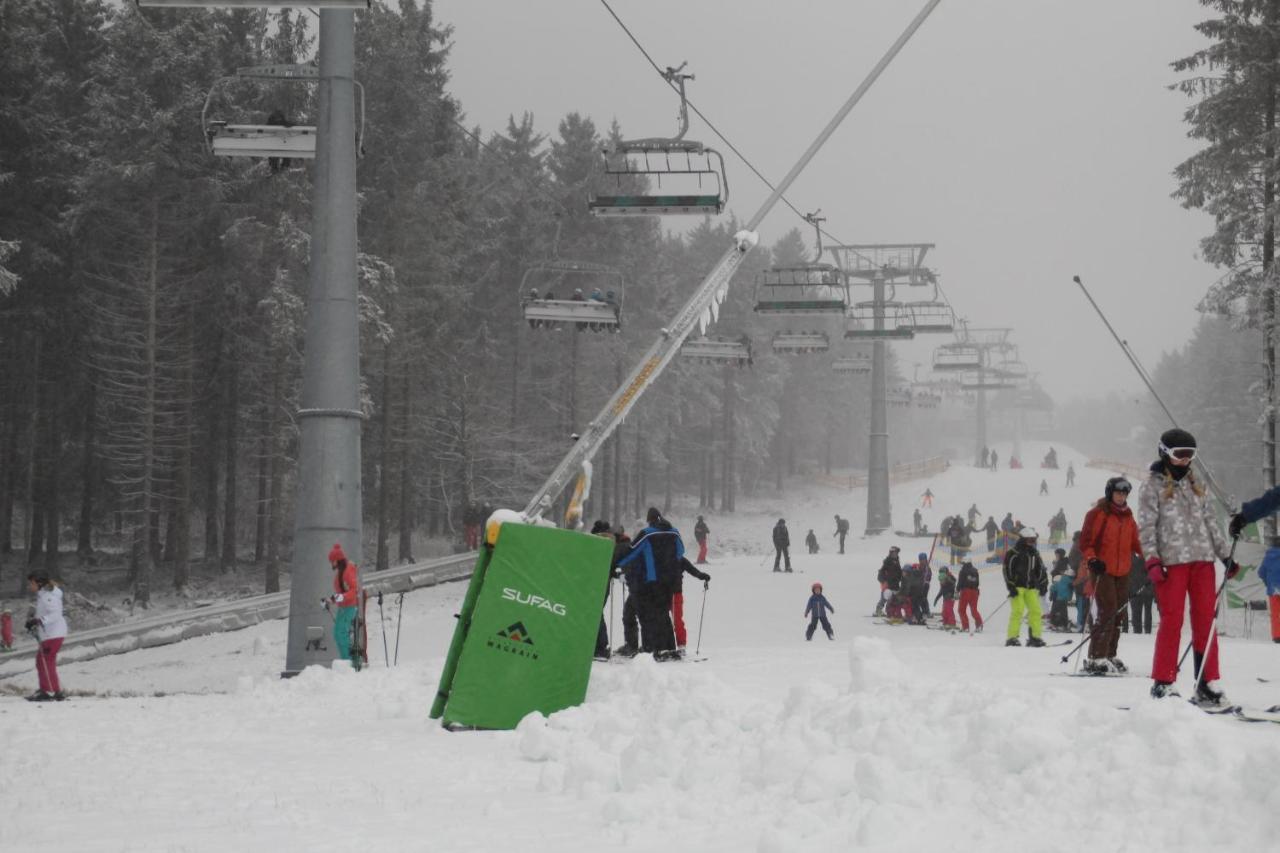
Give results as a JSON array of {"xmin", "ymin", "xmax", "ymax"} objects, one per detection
[{"xmin": 433, "ymin": 0, "xmax": 1219, "ymax": 401}]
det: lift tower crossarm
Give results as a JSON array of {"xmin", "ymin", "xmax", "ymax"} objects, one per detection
[{"xmin": 521, "ymin": 0, "xmax": 944, "ymax": 520}]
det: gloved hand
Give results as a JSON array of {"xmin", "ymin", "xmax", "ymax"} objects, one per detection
[
  {"xmin": 1229, "ymin": 513, "xmax": 1247, "ymax": 538},
  {"xmin": 320, "ymin": 598, "xmax": 330, "ymax": 609},
  {"xmin": 1007, "ymin": 585, "xmax": 1017, "ymax": 599},
  {"xmin": 1145, "ymin": 557, "xmax": 1166, "ymax": 586},
  {"xmin": 1087, "ymin": 558, "xmax": 1105, "ymax": 577},
  {"xmin": 703, "ymin": 579, "xmax": 710, "ymax": 590},
  {"xmin": 1224, "ymin": 559, "xmax": 1241, "ymax": 580},
  {"xmin": 1038, "ymin": 584, "xmax": 1048, "ymax": 597},
  {"xmin": 24, "ymin": 618, "xmax": 39, "ymax": 632}
]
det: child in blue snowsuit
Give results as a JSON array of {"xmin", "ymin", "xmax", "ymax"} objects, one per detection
[{"xmin": 805, "ymin": 583, "xmax": 835, "ymax": 640}]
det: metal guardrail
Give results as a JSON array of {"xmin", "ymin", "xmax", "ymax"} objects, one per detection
[
  {"xmin": 0, "ymin": 551, "xmax": 476, "ymax": 675},
  {"xmin": 811, "ymin": 456, "xmax": 949, "ymax": 491}
]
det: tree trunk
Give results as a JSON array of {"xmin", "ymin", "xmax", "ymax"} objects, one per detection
[
  {"xmin": 220, "ymin": 363, "xmax": 238, "ymax": 573},
  {"xmin": 723, "ymin": 368, "xmax": 736, "ymax": 512},
  {"xmin": 24, "ymin": 334, "xmax": 42, "ymax": 562},
  {"xmin": 203, "ymin": 398, "xmax": 220, "ymax": 565},
  {"xmin": 264, "ymin": 356, "xmax": 284, "ymax": 593},
  {"xmin": 40, "ymin": 399, "xmax": 59, "ymax": 572},
  {"xmin": 1264, "ymin": 58, "xmax": 1278, "ymax": 546},
  {"xmin": 254, "ymin": 412, "xmax": 268, "ymax": 564},
  {"xmin": 376, "ymin": 342, "xmax": 392, "ymax": 572},
  {"xmin": 172, "ymin": 305, "xmax": 195, "ymax": 590},
  {"xmin": 135, "ymin": 200, "xmax": 160, "ymax": 607},
  {"xmin": 77, "ymin": 382, "xmax": 96, "ymax": 557},
  {"xmin": 396, "ymin": 368, "xmax": 413, "ymax": 563}
]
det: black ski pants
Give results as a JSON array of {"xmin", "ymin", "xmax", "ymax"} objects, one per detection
[
  {"xmin": 836, "ymin": 532, "xmax": 847, "ymax": 554},
  {"xmin": 806, "ymin": 613, "xmax": 833, "ymax": 640},
  {"xmin": 620, "ymin": 591, "xmax": 639, "ymax": 650},
  {"xmin": 636, "ymin": 583, "xmax": 676, "ymax": 653},
  {"xmin": 773, "ymin": 545, "xmax": 792, "ymax": 571},
  {"xmin": 1130, "ymin": 591, "xmax": 1154, "ymax": 634}
]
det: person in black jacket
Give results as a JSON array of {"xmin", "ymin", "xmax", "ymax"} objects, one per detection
[
  {"xmin": 616, "ymin": 508, "xmax": 683, "ymax": 658},
  {"xmin": 833, "ymin": 514, "xmax": 850, "ymax": 554},
  {"xmin": 805, "ymin": 529, "xmax": 819, "ymax": 554},
  {"xmin": 671, "ymin": 556, "xmax": 710, "ymax": 656},
  {"xmin": 956, "ymin": 560, "xmax": 983, "ymax": 632},
  {"xmin": 1002, "ymin": 527, "xmax": 1049, "ymax": 647},
  {"xmin": 772, "ymin": 519, "xmax": 792, "ymax": 572},
  {"xmin": 983, "ymin": 516, "xmax": 999, "ymax": 554},
  {"xmin": 610, "ymin": 525, "xmax": 640, "ymax": 657},
  {"xmin": 693, "ymin": 515, "xmax": 711, "ymax": 564},
  {"xmin": 1128, "ymin": 551, "xmax": 1154, "ymax": 634},
  {"xmin": 875, "ymin": 546, "xmax": 902, "ymax": 615},
  {"xmin": 934, "ymin": 566, "xmax": 958, "ymax": 627},
  {"xmin": 590, "ymin": 520, "xmax": 616, "ymax": 659}
]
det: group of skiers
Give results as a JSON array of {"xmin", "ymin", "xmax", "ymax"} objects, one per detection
[{"xmin": 593, "ymin": 508, "xmax": 711, "ymax": 661}]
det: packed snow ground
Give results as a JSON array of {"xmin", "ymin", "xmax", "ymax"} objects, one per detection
[{"xmin": 3, "ymin": 442, "xmax": 1280, "ymax": 853}]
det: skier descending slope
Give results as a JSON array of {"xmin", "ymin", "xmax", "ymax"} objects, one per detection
[
  {"xmin": 1138, "ymin": 429, "xmax": 1239, "ymax": 703},
  {"xmin": 1003, "ymin": 528, "xmax": 1048, "ymax": 647},
  {"xmin": 804, "ymin": 583, "xmax": 835, "ymax": 640}
]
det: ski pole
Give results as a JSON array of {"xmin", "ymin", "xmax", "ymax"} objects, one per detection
[
  {"xmin": 608, "ymin": 574, "xmax": 616, "ymax": 651},
  {"xmin": 1060, "ymin": 589, "xmax": 1134, "ymax": 664},
  {"xmin": 984, "ymin": 595, "xmax": 1010, "ymax": 624},
  {"xmin": 695, "ymin": 580, "xmax": 708, "ymax": 656},
  {"xmin": 393, "ymin": 591, "xmax": 405, "ymax": 666},
  {"xmin": 377, "ymin": 590, "xmax": 389, "ymax": 668}
]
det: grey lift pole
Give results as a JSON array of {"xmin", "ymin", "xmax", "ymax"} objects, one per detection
[
  {"xmin": 868, "ymin": 272, "xmax": 890, "ymax": 533},
  {"xmin": 284, "ymin": 10, "xmax": 362, "ymax": 676},
  {"xmin": 523, "ymin": 0, "xmax": 944, "ymax": 519}
]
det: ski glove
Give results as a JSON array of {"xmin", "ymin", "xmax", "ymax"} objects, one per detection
[
  {"xmin": 1007, "ymin": 585, "xmax": 1017, "ymax": 599},
  {"xmin": 24, "ymin": 618, "xmax": 39, "ymax": 631},
  {"xmin": 1224, "ymin": 559, "xmax": 1241, "ymax": 580},
  {"xmin": 1087, "ymin": 558, "xmax": 1105, "ymax": 577},
  {"xmin": 1229, "ymin": 513, "xmax": 1247, "ymax": 538},
  {"xmin": 1145, "ymin": 557, "xmax": 1166, "ymax": 586},
  {"xmin": 1038, "ymin": 583, "xmax": 1048, "ymax": 597}
]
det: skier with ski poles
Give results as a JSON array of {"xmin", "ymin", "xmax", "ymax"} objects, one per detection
[
  {"xmin": 1079, "ymin": 476, "xmax": 1144, "ymax": 674},
  {"xmin": 323, "ymin": 543, "xmax": 362, "ymax": 668},
  {"xmin": 1138, "ymin": 429, "xmax": 1240, "ymax": 703},
  {"xmin": 1002, "ymin": 528, "xmax": 1049, "ymax": 647}
]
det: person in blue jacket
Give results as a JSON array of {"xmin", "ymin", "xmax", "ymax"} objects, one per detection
[
  {"xmin": 1230, "ymin": 490, "xmax": 1280, "ymax": 641},
  {"xmin": 615, "ymin": 507, "xmax": 683, "ymax": 658},
  {"xmin": 804, "ymin": 582, "xmax": 835, "ymax": 640}
]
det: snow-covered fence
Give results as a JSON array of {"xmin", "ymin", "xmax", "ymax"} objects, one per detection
[
  {"xmin": 811, "ymin": 456, "xmax": 948, "ymax": 491},
  {"xmin": 0, "ymin": 551, "xmax": 476, "ymax": 675}
]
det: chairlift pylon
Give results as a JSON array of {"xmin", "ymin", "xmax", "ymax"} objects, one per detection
[{"xmin": 589, "ymin": 64, "xmax": 728, "ymax": 217}]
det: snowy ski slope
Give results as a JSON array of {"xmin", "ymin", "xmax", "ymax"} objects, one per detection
[{"xmin": 3, "ymin": 442, "xmax": 1279, "ymax": 852}]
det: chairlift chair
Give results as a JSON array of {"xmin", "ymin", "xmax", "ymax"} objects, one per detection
[
  {"xmin": 589, "ymin": 65, "xmax": 728, "ymax": 216},
  {"xmin": 958, "ymin": 372, "xmax": 1019, "ymax": 391},
  {"xmin": 932, "ymin": 342, "xmax": 982, "ymax": 371},
  {"xmin": 753, "ymin": 211, "xmax": 849, "ymax": 314},
  {"xmin": 771, "ymin": 331, "xmax": 830, "ymax": 355},
  {"xmin": 832, "ymin": 353, "xmax": 872, "ymax": 375},
  {"xmin": 844, "ymin": 304, "xmax": 915, "ymax": 340},
  {"xmin": 140, "ymin": 0, "xmax": 368, "ymax": 6},
  {"xmin": 520, "ymin": 259, "xmax": 624, "ymax": 331},
  {"xmin": 201, "ymin": 64, "xmax": 366, "ymax": 162},
  {"xmin": 899, "ymin": 289, "xmax": 956, "ymax": 334},
  {"xmin": 680, "ymin": 336, "xmax": 753, "ymax": 367}
]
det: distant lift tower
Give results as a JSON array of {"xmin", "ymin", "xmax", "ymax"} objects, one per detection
[
  {"xmin": 932, "ymin": 324, "xmax": 1019, "ymax": 463},
  {"xmin": 828, "ymin": 243, "xmax": 949, "ymax": 535}
]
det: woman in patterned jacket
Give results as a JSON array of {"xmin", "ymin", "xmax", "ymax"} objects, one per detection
[{"xmin": 1137, "ymin": 428, "xmax": 1239, "ymax": 704}]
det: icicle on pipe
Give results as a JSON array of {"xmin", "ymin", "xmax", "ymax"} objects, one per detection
[{"xmin": 521, "ymin": 0, "xmax": 944, "ymax": 520}]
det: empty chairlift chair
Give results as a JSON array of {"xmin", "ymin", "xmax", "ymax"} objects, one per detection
[
  {"xmin": 932, "ymin": 342, "xmax": 983, "ymax": 371},
  {"xmin": 680, "ymin": 336, "xmax": 753, "ymax": 367},
  {"xmin": 589, "ymin": 64, "xmax": 727, "ymax": 217},
  {"xmin": 899, "ymin": 285, "xmax": 956, "ymax": 334},
  {"xmin": 844, "ymin": 303, "xmax": 915, "ymax": 340},
  {"xmin": 831, "ymin": 351, "xmax": 872, "ymax": 375},
  {"xmin": 772, "ymin": 330, "xmax": 830, "ymax": 355},
  {"xmin": 754, "ymin": 211, "xmax": 848, "ymax": 314}
]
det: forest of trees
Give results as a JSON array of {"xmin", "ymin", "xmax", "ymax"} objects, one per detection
[{"xmin": 0, "ymin": 1, "xmax": 909, "ymax": 600}]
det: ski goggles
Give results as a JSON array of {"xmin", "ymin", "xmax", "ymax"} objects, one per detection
[
  {"xmin": 1159, "ymin": 443, "xmax": 1197, "ymax": 461},
  {"xmin": 1111, "ymin": 478, "xmax": 1132, "ymax": 494}
]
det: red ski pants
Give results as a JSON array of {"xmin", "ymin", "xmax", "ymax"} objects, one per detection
[
  {"xmin": 941, "ymin": 598, "xmax": 956, "ymax": 626},
  {"xmin": 958, "ymin": 588, "xmax": 982, "ymax": 631},
  {"xmin": 36, "ymin": 637, "xmax": 63, "ymax": 694},
  {"xmin": 696, "ymin": 538, "xmax": 708, "ymax": 563},
  {"xmin": 1151, "ymin": 561, "xmax": 1220, "ymax": 684},
  {"xmin": 671, "ymin": 592, "xmax": 687, "ymax": 647},
  {"xmin": 1270, "ymin": 594, "xmax": 1280, "ymax": 641}
]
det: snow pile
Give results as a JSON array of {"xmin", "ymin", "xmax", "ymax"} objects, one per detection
[{"xmin": 509, "ymin": 637, "xmax": 1280, "ymax": 851}]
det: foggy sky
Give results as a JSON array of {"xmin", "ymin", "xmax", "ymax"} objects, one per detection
[{"xmin": 433, "ymin": 0, "xmax": 1220, "ymax": 402}]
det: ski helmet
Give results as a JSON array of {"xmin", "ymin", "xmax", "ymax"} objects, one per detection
[
  {"xmin": 1158, "ymin": 428, "xmax": 1197, "ymax": 460},
  {"xmin": 1104, "ymin": 476, "xmax": 1132, "ymax": 500},
  {"xmin": 1017, "ymin": 526, "xmax": 1039, "ymax": 540},
  {"xmin": 812, "ymin": 582, "xmax": 823, "ymax": 593},
  {"xmin": 918, "ymin": 552, "xmax": 928, "ymax": 561}
]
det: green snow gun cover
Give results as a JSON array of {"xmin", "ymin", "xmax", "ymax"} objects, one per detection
[{"xmin": 430, "ymin": 517, "xmax": 613, "ymax": 730}]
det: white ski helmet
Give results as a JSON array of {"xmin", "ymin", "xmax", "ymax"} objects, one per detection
[{"xmin": 1017, "ymin": 527, "xmax": 1039, "ymax": 540}]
